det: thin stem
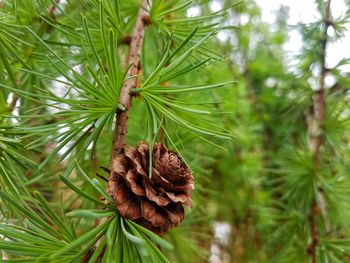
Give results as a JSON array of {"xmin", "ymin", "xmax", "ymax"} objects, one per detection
[
  {"xmin": 308, "ymin": 201, "xmax": 319, "ymax": 263},
  {"xmin": 307, "ymin": 1, "xmax": 332, "ymax": 261},
  {"xmin": 110, "ymin": 0, "xmax": 150, "ymax": 159},
  {"xmin": 48, "ymin": 0, "xmax": 60, "ymax": 17},
  {"xmin": 89, "ymin": 2, "xmax": 150, "ymax": 260}
]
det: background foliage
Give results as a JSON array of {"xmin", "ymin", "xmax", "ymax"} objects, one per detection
[{"xmin": 1, "ymin": 0, "xmax": 350, "ymax": 262}]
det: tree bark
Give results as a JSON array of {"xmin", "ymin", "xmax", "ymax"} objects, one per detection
[
  {"xmin": 110, "ymin": 0, "xmax": 150, "ymax": 160},
  {"xmin": 307, "ymin": 1, "xmax": 332, "ymax": 262},
  {"xmin": 88, "ymin": 2, "xmax": 150, "ymax": 260}
]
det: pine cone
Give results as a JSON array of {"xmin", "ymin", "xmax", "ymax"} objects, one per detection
[{"xmin": 107, "ymin": 142, "xmax": 194, "ymax": 234}]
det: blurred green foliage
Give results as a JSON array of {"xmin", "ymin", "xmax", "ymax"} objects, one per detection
[{"xmin": 0, "ymin": 0, "xmax": 350, "ymax": 262}]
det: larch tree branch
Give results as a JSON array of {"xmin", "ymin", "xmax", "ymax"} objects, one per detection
[
  {"xmin": 90, "ymin": 2, "xmax": 150, "ymax": 259},
  {"xmin": 307, "ymin": 1, "xmax": 332, "ymax": 262},
  {"xmin": 110, "ymin": 0, "xmax": 150, "ymax": 161}
]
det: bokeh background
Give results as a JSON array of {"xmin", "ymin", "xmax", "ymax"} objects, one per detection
[{"xmin": 1, "ymin": 0, "xmax": 350, "ymax": 262}]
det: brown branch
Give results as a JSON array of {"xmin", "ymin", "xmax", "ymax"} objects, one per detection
[
  {"xmin": 307, "ymin": 201, "xmax": 319, "ymax": 263},
  {"xmin": 48, "ymin": 0, "xmax": 60, "ymax": 17},
  {"xmin": 307, "ymin": 1, "xmax": 332, "ymax": 261},
  {"xmin": 86, "ymin": 2, "xmax": 150, "ymax": 261},
  {"xmin": 311, "ymin": 0, "xmax": 331, "ymax": 159},
  {"xmin": 110, "ymin": 1, "xmax": 150, "ymax": 160}
]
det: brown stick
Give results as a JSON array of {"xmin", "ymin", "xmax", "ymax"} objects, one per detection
[
  {"xmin": 307, "ymin": 1, "xmax": 332, "ymax": 262},
  {"xmin": 48, "ymin": 0, "xmax": 60, "ymax": 17},
  {"xmin": 110, "ymin": 0, "xmax": 150, "ymax": 160},
  {"xmin": 87, "ymin": 2, "xmax": 150, "ymax": 261},
  {"xmin": 307, "ymin": 201, "xmax": 319, "ymax": 263}
]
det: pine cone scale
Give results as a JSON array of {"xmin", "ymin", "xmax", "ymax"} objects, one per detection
[
  {"xmin": 113, "ymin": 176, "xmax": 142, "ymax": 220},
  {"xmin": 108, "ymin": 142, "xmax": 194, "ymax": 234},
  {"xmin": 125, "ymin": 170, "xmax": 146, "ymax": 196}
]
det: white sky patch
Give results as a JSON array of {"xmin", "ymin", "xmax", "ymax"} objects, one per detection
[
  {"xmin": 56, "ymin": 125, "xmax": 73, "ymax": 157},
  {"xmin": 186, "ymin": 6, "xmax": 201, "ymax": 17},
  {"xmin": 327, "ymin": 32, "xmax": 350, "ymax": 69},
  {"xmin": 325, "ymin": 73, "xmax": 337, "ymax": 88},
  {"xmin": 58, "ymin": 126, "xmax": 70, "ymax": 134},
  {"xmin": 6, "ymin": 93, "xmax": 20, "ymax": 124},
  {"xmin": 326, "ymin": 0, "xmax": 350, "ymax": 71},
  {"xmin": 47, "ymin": 75, "xmax": 70, "ymax": 114},
  {"xmin": 13, "ymin": 99, "xmax": 20, "ymax": 116},
  {"xmin": 72, "ymin": 64, "xmax": 82, "ymax": 74},
  {"xmin": 71, "ymin": 46, "xmax": 80, "ymax": 55},
  {"xmin": 286, "ymin": 0, "xmax": 320, "ymax": 24},
  {"xmin": 256, "ymin": 0, "xmax": 350, "ymax": 74},
  {"xmin": 240, "ymin": 13, "xmax": 250, "ymax": 26},
  {"xmin": 51, "ymin": 76, "xmax": 68, "ymax": 97},
  {"xmin": 87, "ymin": 142, "xmax": 94, "ymax": 150},
  {"xmin": 256, "ymin": 0, "xmax": 320, "ymax": 24},
  {"xmin": 58, "ymin": 141, "xmax": 74, "ymax": 157},
  {"xmin": 331, "ymin": 0, "xmax": 347, "ymax": 18},
  {"xmin": 210, "ymin": 0, "xmax": 223, "ymax": 12},
  {"xmin": 265, "ymin": 77, "xmax": 278, "ymax": 88},
  {"xmin": 6, "ymin": 92, "xmax": 14, "ymax": 105},
  {"xmin": 308, "ymin": 76, "xmax": 319, "ymax": 91},
  {"xmin": 284, "ymin": 28, "xmax": 303, "ymax": 54},
  {"xmin": 59, "ymin": 0, "xmax": 68, "ymax": 9},
  {"xmin": 217, "ymin": 31, "xmax": 229, "ymax": 42},
  {"xmin": 327, "ymin": 26, "xmax": 336, "ymax": 38},
  {"xmin": 337, "ymin": 62, "xmax": 350, "ymax": 72}
]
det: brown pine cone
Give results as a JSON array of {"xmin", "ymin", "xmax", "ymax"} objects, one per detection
[{"xmin": 107, "ymin": 142, "xmax": 194, "ymax": 235}]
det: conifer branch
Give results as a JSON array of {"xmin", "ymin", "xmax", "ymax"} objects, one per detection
[
  {"xmin": 307, "ymin": 201, "xmax": 319, "ymax": 263},
  {"xmin": 110, "ymin": 0, "xmax": 150, "ymax": 160},
  {"xmin": 307, "ymin": 1, "xmax": 332, "ymax": 262},
  {"xmin": 311, "ymin": 0, "xmax": 331, "ymax": 161},
  {"xmin": 89, "ymin": 2, "xmax": 150, "ymax": 260}
]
